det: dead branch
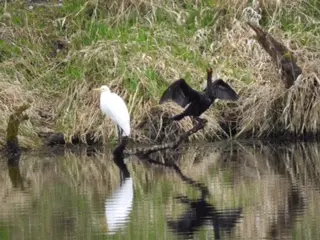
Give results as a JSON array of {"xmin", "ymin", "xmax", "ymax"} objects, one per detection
[
  {"xmin": 123, "ymin": 121, "xmax": 206, "ymax": 156},
  {"xmin": 247, "ymin": 22, "xmax": 302, "ymax": 88}
]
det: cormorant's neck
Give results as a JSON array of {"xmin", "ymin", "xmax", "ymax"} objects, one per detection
[{"xmin": 205, "ymin": 69, "xmax": 213, "ymax": 98}]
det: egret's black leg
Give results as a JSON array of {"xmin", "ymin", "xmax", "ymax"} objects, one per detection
[
  {"xmin": 113, "ymin": 135, "xmax": 128, "ymax": 156},
  {"xmin": 117, "ymin": 126, "xmax": 123, "ymax": 144}
]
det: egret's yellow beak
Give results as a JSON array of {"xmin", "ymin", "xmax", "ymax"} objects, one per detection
[{"xmin": 92, "ymin": 87, "xmax": 101, "ymax": 91}]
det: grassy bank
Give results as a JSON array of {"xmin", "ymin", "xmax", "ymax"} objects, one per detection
[{"xmin": 0, "ymin": 0, "xmax": 319, "ymax": 149}]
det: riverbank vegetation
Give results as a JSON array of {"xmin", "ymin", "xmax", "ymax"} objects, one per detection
[{"xmin": 0, "ymin": 0, "xmax": 319, "ymax": 149}]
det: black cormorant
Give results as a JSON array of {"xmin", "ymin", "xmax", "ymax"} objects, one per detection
[{"xmin": 159, "ymin": 68, "xmax": 239, "ymax": 124}]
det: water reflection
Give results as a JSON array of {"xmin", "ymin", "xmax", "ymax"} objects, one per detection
[
  {"xmin": 168, "ymin": 196, "xmax": 241, "ymax": 239},
  {"xmin": 8, "ymin": 162, "xmax": 24, "ymax": 190},
  {"xmin": 105, "ymin": 144, "xmax": 133, "ymax": 234},
  {"xmin": 267, "ymin": 186, "xmax": 305, "ymax": 239},
  {"xmin": 7, "ymin": 153, "xmax": 24, "ymax": 190},
  {"xmin": 135, "ymin": 152, "xmax": 242, "ymax": 239},
  {"xmin": 0, "ymin": 141, "xmax": 319, "ymax": 239}
]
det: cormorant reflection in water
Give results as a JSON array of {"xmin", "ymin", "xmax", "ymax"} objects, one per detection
[
  {"xmin": 136, "ymin": 153, "xmax": 242, "ymax": 239},
  {"xmin": 104, "ymin": 142, "xmax": 133, "ymax": 234}
]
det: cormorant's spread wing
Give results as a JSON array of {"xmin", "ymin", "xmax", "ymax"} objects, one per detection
[
  {"xmin": 159, "ymin": 79, "xmax": 199, "ymax": 108},
  {"xmin": 210, "ymin": 79, "xmax": 239, "ymax": 101}
]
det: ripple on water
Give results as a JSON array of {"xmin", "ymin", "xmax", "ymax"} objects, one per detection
[
  {"xmin": 105, "ymin": 177, "xmax": 134, "ymax": 235},
  {"xmin": 1, "ymin": 142, "xmax": 320, "ymax": 239}
]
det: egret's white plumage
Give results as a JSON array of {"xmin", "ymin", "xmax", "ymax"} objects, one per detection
[{"xmin": 94, "ymin": 85, "xmax": 130, "ymax": 137}]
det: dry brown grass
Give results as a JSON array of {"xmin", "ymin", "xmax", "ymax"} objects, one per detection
[
  {"xmin": 237, "ymin": 72, "xmax": 320, "ymax": 138},
  {"xmin": 0, "ymin": 74, "xmax": 42, "ymax": 148},
  {"xmin": 0, "ymin": 0, "xmax": 319, "ymax": 148},
  {"xmin": 208, "ymin": 7, "xmax": 320, "ymax": 139}
]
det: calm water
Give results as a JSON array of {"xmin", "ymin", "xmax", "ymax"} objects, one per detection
[{"xmin": 1, "ymin": 141, "xmax": 320, "ymax": 240}]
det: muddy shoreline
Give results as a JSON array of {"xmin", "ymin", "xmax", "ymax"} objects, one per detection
[{"xmin": 41, "ymin": 128, "xmax": 320, "ymax": 147}]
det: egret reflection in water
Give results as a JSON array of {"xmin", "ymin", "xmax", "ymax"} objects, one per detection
[{"xmin": 104, "ymin": 143, "xmax": 133, "ymax": 234}]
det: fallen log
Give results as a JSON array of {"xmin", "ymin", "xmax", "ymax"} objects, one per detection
[
  {"xmin": 123, "ymin": 121, "xmax": 206, "ymax": 156},
  {"xmin": 247, "ymin": 22, "xmax": 302, "ymax": 88}
]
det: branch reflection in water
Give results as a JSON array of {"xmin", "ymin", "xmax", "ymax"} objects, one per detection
[
  {"xmin": 135, "ymin": 150, "xmax": 242, "ymax": 239},
  {"xmin": 110, "ymin": 140, "xmax": 309, "ymax": 239},
  {"xmin": 2, "ymin": 140, "xmax": 315, "ymax": 239}
]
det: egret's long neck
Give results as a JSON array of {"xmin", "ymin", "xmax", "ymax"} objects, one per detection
[
  {"xmin": 100, "ymin": 90, "xmax": 110, "ymax": 98},
  {"xmin": 100, "ymin": 90, "xmax": 111, "ymax": 106}
]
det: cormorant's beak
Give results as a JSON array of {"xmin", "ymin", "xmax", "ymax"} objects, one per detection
[{"xmin": 92, "ymin": 87, "xmax": 101, "ymax": 91}]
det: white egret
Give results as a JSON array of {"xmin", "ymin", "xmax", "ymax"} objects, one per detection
[{"xmin": 93, "ymin": 85, "xmax": 130, "ymax": 143}]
